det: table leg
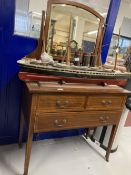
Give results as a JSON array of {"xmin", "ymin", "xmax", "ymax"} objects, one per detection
[
  {"xmin": 18, "ymin": 110, "xmax": 24, "ymax": 148},
  {"xmin": 84, "ymin": 128, "xmax": 89, "ymax": 139},
  {"xmin": 23, "ymin": 128, "xmax": 33, "ymax": 175},
  {"xmin": 105, "ymin": 125, "xmax": 118, "ymax": 162}
]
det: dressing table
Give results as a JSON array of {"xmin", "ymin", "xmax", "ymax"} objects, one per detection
[
  {"xmin": 17, "ymin": 0, "xmax": 131, "ymax": 175},
  {"xmin": 19, "ymin": 82, "xmax": 130, "ymax": 175}
]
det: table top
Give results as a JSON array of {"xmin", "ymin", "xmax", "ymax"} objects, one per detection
[{"xmin": 25, "ymin": 82, "xmax": 131, "ymax": 95}]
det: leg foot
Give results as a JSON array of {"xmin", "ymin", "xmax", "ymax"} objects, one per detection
[{"xmin": 105, "ymin": 154, "xmax": 109, "ymax": 162}]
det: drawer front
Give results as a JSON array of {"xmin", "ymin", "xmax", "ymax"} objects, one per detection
[
  {"xmin": 87, "ymin": 95, "xmax": 125, "ymax": 110},
  {"xmin": 34, "ymin": 111, "xmax": 121, "ymax": 132},
  {"xmin": 37, "ymin": 95, "xmax": 85, "ymax": 112}
]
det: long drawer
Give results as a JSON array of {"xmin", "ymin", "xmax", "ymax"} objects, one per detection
[
  {"xmin": 86, "ymin": 95, "xmax": 125, "ymax": 110},
  {"xmin": 36, "ymin": 95, "xmax": 85, "ymax": 112},
  {"xmin": 34, "ymin": 111, "xmax": 121, "ymax": 132}
]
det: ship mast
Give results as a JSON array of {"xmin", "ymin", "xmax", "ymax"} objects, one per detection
[
  {"xmin": 66, "ymin": 14, "xmax": 73, "ymax": 65},
  {"xmin": 114, "ymin": 28, "xmax": 121, "ymax": 70}
]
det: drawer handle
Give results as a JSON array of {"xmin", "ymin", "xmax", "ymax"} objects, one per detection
[
  {"xmin": 106, "ymin": 116, "xmax": 109, "ymax": 120},
  {"xmin": 100, "ymin": 116, "xmax": 104, "ymax": 120},
  {"xmin": 56, "ymin": 100, "xmax": 69, "ymax": 108},
  {"xmin": 101, "ymin": 100, "xmax": 106, "ymax": 105},
  {"xmin": 54, "ymin": 119, "xmax": 67, "ymax": 127},
  {"xmin": 100, "ymin": 116, "xmax": 109, "ymax": 123},
  {"xmin": 108, "ymin": 100, "xmax": 112, "ymax": 105},
  {"xmin": 101, "ymin": 100, "xmax": 112, "ymax": 105}
]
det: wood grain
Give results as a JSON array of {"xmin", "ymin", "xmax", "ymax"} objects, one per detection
[
  {"xmin": 37, "ymin": 95, "xmax": 85, "ymax": 112},
  {"xmin": 20, "ymin": 82, "xmax": 130, "ymax": 175},
  {"xmin": 34, "ymin": 111, "xmax": 121, "ymax": 132},
  {"xmin": 26, "ymin": 82, "xmax": 131, "ymax": 95},
  {"xmin": 86, "ymin": 95, "xmax": 125, "ymax": 110}
]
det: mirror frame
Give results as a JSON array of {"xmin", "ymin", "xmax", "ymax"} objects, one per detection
[{"xmin": 44, "ymin": 0, "xmax": 105, "ymax": 64}]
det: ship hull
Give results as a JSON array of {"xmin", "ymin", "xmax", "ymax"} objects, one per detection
[
  {"xmin": 19, "ymin": 71, "xmax": 127, "ymax": 87},
  {"xmin": 18, "ymin": 63, "xmax": 129, "ymax": 86}
]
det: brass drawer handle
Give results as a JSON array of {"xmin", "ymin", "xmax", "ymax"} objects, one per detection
[
  {"xmin": 106, "ymin": 116, "xmax": 109, "ymax": 120},
  {"xmin": 54, "ymin": 119, "xmax": 67, "ymax": 127},
  {"xmin": 101, "ymin": 100, "xmax": 112, "ymax": 105},
  {"xmin": 63, "ymin": 119, "xmax": 67, "ymax": 124},
  {"xmin": 108, "ymin": 100, "xmax": 112, "ymax": 105},
  {"xmin": 100, "ymin": 116, "xmax": 105, "ymax": 123},
  {"xmin": 100, "ymin": 116, "xmax": 109, "ymax": 123},
  {"xmin": 101, "ymin": 100, "xmax": 106, "ymax": 105},
  {"xmin": 56, "ymin": 100, "xmax": 69, "ymax": 108},
  {"xmin": 100, "ymin": 116, "xmax": 104, "ymax": 121}
]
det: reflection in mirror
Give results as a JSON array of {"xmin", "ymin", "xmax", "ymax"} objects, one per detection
[
  {"xmin": 15, "ymin": 0, "xmax": 43, "ymax": 38},
  {"xmin": 14, "ymin": 0, "xmax": 108, "ymax": 40},
  {"xmin": 47, "ymin": 4, "xmax": 100, "ymax": 65},
  {"xmin": 15, "ymin": 0, "xmax": 30, "ymax": 36},
  {"xmin": 14, "ymin": 0, "xmax": 110, "ymax": 38}
]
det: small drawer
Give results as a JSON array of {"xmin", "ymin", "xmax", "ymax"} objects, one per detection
[
  {"xmin": 34, "ymin": 111, "xmax": 121, "ymax": 132},
  {"xmin": 36, "ymin": 95, "xmax": 85, "ymax": 112},
  {"xmin": 86, "ymin": 95, "xmax": 125, "ymax": 110}
]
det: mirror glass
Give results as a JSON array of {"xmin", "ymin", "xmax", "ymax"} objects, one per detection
[
  {"xmin": 15, "ymin": 0, "xmax": 45, "ymax": 38},
  {"xmin": 15, "ymin": 0, "xmax": 110, "ymax": 39},
  {"xmin": 47, "ymin": 4, "xmax": 100, "ymax": 62}
]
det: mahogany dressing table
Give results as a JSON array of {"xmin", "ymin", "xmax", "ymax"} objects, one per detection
[
  {"xmin": 18, "ymin": 82, "xmax": 130, "ymax": 175},
  {"xmin": 17, "ymin": 1, "xmax": 131, "ymax": 174}
]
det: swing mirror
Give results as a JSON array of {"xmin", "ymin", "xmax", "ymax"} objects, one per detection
[{"xmin": 45, "ymin": 0, "xmax": 104, "ymax": 63}]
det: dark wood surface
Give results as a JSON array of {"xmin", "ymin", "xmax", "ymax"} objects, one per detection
[
  {"xmin": 87, "ymin": 95, "xmax": 126, "ymax": 110},
  {"xmin": 37, "ymin": 94, "xmax": 85, "ymax": 112},
  {"xmin": 19, "ymin": 82, "xmax": 130, "ymax": 175},
  {"xmin": 34, "ymin": 111, "xmax": 121, "ymax": 132}
]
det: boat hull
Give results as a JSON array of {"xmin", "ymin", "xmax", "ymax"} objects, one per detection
[
  {"xmin": 19, "ymin": 72, "xmax": 127, "ymax": 87},
  {"xmin": 17, "ymin": 62, "xmax": 129, "ymax": 86}
]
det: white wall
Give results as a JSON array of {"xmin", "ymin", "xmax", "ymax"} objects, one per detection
[
  {"xmin": 29, "ymin": 0, "xmax": 110, "ymax": 14},
  {"xmin": 16, "ymin": 0, "xmax": 29, "ymax": 13},
  {"xmin": 29, "ymin": 0, "xmax": 48, "ymax": 13},
  {"xmin": 28, "ymin": 0, "xmax": 131, "ymax": 38},
  {"xmin": 18, "ymin": 0, "xmax": 131, "ymax": 38},
  {"xmin": 114, "ymin": 0, "xmax": 131, "ymax": 36},
  {"xmin": 121, "ymin": 17, "xmax": 131, "ymax": 38},
  {"xmin": 75, "ymin": 0, "xmax": 110, "ymax": 14}
]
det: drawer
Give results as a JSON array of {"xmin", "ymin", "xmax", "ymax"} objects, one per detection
[
  {"xmin": 34, "ymin": 111, "xmax": 121, "ymax": 132},
  {"xmin": 86, "ymin": 95, "xmax": 125, "ymax": 110},
  {"xmin": 37, "ymin": 95, "xmax": 85, "ymax": 112}
]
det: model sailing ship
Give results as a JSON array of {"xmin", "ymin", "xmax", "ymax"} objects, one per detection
[{"xmin": 17, "ymin": 0, "xmax": 131, "ymax": 86}]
